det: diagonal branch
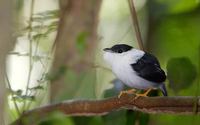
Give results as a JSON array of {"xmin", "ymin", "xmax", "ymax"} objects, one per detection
[
  {"xmin": 11, "ymin": 95, "xmax": 200, "ymax": 125},
  {"xmin": 128, "ymin": 0, "xmax": 145, "ymax": 51}
]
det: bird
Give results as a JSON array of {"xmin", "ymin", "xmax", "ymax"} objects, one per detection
[{"xmin": 103, "ymin": 44, "xmax": 167, "ymax": 98}]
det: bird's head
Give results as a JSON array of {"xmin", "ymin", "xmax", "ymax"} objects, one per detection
[
  {"xmin": 103, "ymin": 44, "xmax": 135, "ymax": 66},
  {"xmin": 103, "ymin": 44, "xmax": 133, "ymax": 53}
]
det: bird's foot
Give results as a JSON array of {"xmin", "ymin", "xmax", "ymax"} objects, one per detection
[
  {"xmin": 118, "ymin": 89, "xmax": 137, "ymax": 98},
  {"xmin": 134, "ymin": 88, "xmax": 152, "ymax": 99}
]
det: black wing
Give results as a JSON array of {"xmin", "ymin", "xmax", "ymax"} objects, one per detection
[{"xmin": 131, "ymin": 53, "xmax": 166, "ymax": 83}]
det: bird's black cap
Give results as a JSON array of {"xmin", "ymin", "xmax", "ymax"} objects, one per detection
[{"xmin": 103, "ymin": 44, "xmax": 133, "ymax": 53}]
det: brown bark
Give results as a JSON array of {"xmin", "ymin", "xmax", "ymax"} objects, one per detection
[
  {"xmin": 0, "ymin": 0, "xmax": 14, "ymax": 124},
  {"xmin": 11, "ymin": 95, "xmax": 200, "ymax": 125},
  {"xmin": 50, "ymin": 0, "xmax": 102, "ymax": 101}
]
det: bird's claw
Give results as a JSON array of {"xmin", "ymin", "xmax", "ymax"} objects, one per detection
[
  {"xmin": 118, "ymin": 89, "xmax": 136, "ymax": 98},
  {"xmin": 134, "ymin": 88, "xmax": 152, "ymax": 99}
]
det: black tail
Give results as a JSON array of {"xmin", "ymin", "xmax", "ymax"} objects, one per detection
[{"xmin": 159, "ymin": 84, "xmax": 168, "ymax": 96}]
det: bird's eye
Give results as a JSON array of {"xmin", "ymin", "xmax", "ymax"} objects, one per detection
[{"xmin": 117, "ymin": 49, "xmax": 123, "ymax": 53}]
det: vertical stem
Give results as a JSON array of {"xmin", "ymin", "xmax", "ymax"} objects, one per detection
[
  {"xmin": 128, "ymin": 0, "xmax": 145, "ymax": 51},
  {"xmin": 23, "ymin": 0, "xmax": 35, "ymax": 111}
]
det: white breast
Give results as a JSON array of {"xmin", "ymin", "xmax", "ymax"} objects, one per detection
[{"xmin": 112, "ymin": 62, "xmax": 158, "ymax": 89}]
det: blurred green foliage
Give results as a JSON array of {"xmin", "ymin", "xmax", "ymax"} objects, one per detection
[
  {"xmin": 167, "ymin": 57, "xmax": 197, "ymax": 93},
  {"xmin": 76, "ymin": 32, "xmax": 89, "ymax": 54},
  {"xmin": 155, "ymin": 0, "xmax": 199, "ymax": 14},
  {"xmin": 39, "ymin": 112, "xmax": 74, "ymax": 125},
  {"xmin": 148, "ymin": 0, "xmax": 200, "ymax": 125}
]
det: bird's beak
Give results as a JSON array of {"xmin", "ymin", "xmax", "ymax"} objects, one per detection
[{"xmin": 103, "ymin": 48, "xmax": 112, "ymax": 52}]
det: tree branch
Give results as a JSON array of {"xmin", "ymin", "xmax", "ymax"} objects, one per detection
[
  {"xmin": 11, "ymin": 95, "xmax": 200, "ymax": 125},
  {"xmin": 128, "ymin": 0, "xmax": 145, "ymax": 51}
]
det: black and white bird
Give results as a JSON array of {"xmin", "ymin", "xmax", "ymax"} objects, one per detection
[{"xmin": 103, "ymin": 44, "xmax": 167, "ymax": 97}]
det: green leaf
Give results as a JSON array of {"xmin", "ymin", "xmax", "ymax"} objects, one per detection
[
  {"xmin": 12, "ymin": 95, "xmax": 35, "ymax": 102},
  {"xmin": 32, "ymin": 15, "xmax": 58, "ymax": 23},
  {"xmin": 32, "ymin": 10, "xmax": 59, "ymax": 23},
  {"xmin": 14, "ymin": 89, "xmax": 23, "ymax": 96},
  {"xmin": 8, "ymin": 89, "xmax": 23, "ymax": 96},
  {"xmin": 32, "ymin": 16, "xmax": 44, "ymax": 23},
  {"xmin": 76, "ymin": 31, "xmax": 88, "ymax": 54},
  {"xmin": 167, "ymin": 57, "xmax": 197, "ymax": 92},
  {"xmin": 31, "ymin": 25, "xmax": 43, "ymax": 32},
  {"xmin": 35, "ymin": 10, "xmax": 59, "ymax": 17},
  {"xmin": 28, "ymin": 85, "xmax": 44, "ymax": 91},
  {"xmin": 33, "ymin": 33, "xmax": 47, "ymax": 41},
  {"xmin": 49, "ymin": 20, "xmax": 59, "ymax": 27},
  {"xmin": 155, "ymin": 0, "xmax": 199, "ymax": 14}
]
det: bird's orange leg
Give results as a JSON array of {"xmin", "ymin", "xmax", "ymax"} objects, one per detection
[
  {"xmin": 135, "ymin": 88, "xmax": 152, "ymax": 99},
  {"xmin": 118, "ymin": 89, "xmax": 137, "ymax": 98}
]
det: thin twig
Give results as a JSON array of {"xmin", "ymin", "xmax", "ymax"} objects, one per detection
[
  {"xmin": 128, "ymin": 0, "xmax": 144, "ymax": 50},
  {"xmin": 26, "ymin": 20, "xmax": 45, "ymax": 110},
  {"xmin": 11, "ymin": 95, "xmax": 200, "ymax": 125},
  {"xmin": 23, "ymin": 0, "xmax": 35, "ymax": 111},
  {"xmin": 5, "ymin": 73, "xmax": 21, "ymax": 115}
]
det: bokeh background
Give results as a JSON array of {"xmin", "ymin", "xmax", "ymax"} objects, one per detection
[{"xmin": 5, "ymin": 0, "xmax": 200, "ymax": 124}]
